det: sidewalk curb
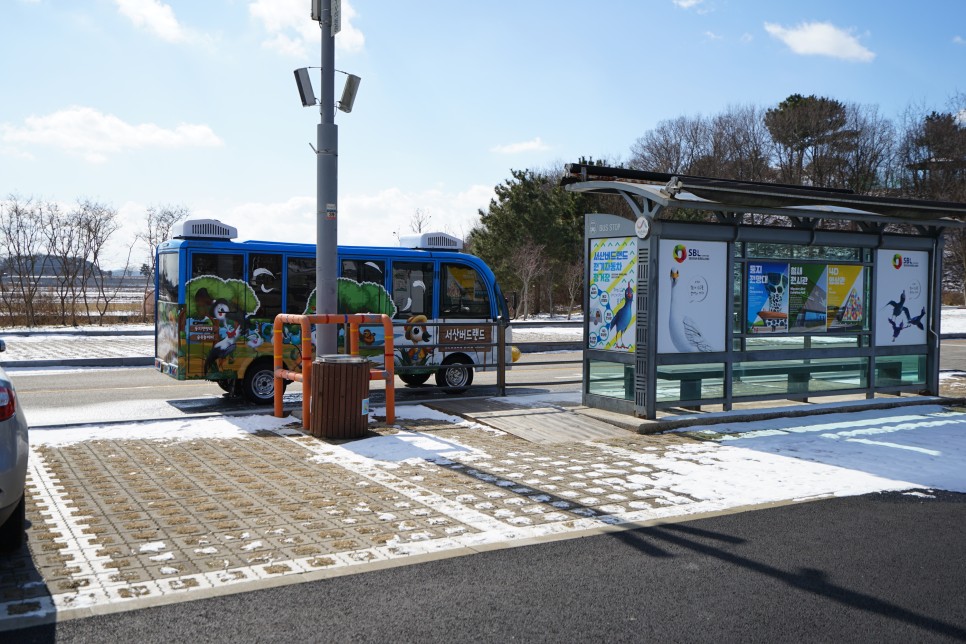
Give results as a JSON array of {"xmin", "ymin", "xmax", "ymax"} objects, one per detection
[
  {"xmin": 0, "ymin": 357, "xmax": 154, "ymax": 368},
  {"xmin": 572, "ymin": 395, "xmax": 965, "ymax": 434}
]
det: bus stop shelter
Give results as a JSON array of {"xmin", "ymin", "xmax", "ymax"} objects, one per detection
[{"xmin": 564, "ymin": 164, "xmax": 966, "ymax": 419}]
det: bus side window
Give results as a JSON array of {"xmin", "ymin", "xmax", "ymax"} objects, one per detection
[
  {"xmin": 287, "ymin": 256, "xmax": 316, "ymax": 314},
  {"xmin": 392, "ymin": 262, "xmax": 434, "ymax": 320},
  {"xmin": 342, "ymin": 258, "xmax": 385, "ymax": 285},
  {"xmin": 442, "ymin": 263, "xmax": 491, "ymax": 318},
  {"xmin": 157, "ymin": 252, "xmax": 180, "ymax": 303},
  {"xmin": 191, "ymin": 253, "xmax": 243, "ymax": 280},
  {"xmin": 189, "ymin": 253, "xmax": 243, "ymax": 319},
  {"xmin": 250, "ymin": 254, "xmax": 282, "ymax": 318}
]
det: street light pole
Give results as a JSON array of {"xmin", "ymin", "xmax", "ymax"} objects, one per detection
[{"xmin": 316, "ymin": 0, "xmax": 338, "ymax": 356}]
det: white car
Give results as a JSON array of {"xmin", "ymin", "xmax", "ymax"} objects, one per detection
[{"xmin": 0, "ymin": 339, "xmax": 28, "ymax": 551}]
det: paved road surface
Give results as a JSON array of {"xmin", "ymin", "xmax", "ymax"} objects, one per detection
[{"xmin": 12, "ymin": 490, "xmax": 966, "ymax": 643}]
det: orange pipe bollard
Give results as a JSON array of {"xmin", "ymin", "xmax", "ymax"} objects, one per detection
[{"xmin": 272, "ymin": 313, "xmax": 395, "ymax": 429}]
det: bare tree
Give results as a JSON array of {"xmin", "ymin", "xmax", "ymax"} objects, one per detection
[
  {"xmin": 409, "ymin": 208, "xmax": 431, "ymax": 233},
  {"xmin": 562, "ymin": 258, "xmax": 583, "ymax": 319},
  {"xmin": 75, "ymin": 200, "xmax": 133, "ymax": 325},
  {"xmin": 629, "ymin": 115, "xmax": 711, "ymax": 174},
  {"xmin": 141, "ymin": 205, "xmax": 189, "ymax": 319},
  {"xmin": 0, "ymin": 196, "xmax": 49, "ymax": 326},
  {"xmin": 42, "ymin": 202, "xmax": 87, "ymax": 325},
  {"xmin": 508, "ymin": 240, "xmax": 548, "ymax": 320}
]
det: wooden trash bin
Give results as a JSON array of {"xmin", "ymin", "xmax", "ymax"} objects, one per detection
[{"xmin": 309, "ymin": 355, "xmax": 370, "ymax": 439}]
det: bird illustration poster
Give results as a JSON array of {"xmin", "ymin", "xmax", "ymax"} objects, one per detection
[
  {"xmin": 826, "ymin": 265, "xmax": 865, "ymax": 331},
  {"xmin": 788, "ymin": 263, "xmax": 828, "ymax": 332},
  {"xmin": 657, "ymin": 239, "xmax": 727, "ymax": 354},
  {"xmin": 588, "ymin": 237, "xmax": 636, "ymax": 352},
  {"xmin": 746, "ymin": 262, "xmax": 790, "ymax": 334},
  {"xmin": 874, "ymin": 250, "xmax": 928, "ymax": 346}
]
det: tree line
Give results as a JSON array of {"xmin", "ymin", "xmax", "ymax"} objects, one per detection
[
  {"xmin": 0, "ymin": 198, "xmax": 186, "ymax": 326},
  {"xmin": 468, "ymin": 93, "xmax": 966, "ymax": 316}
]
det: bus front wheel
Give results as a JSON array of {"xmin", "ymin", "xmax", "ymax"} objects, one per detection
[
  {"xmin": 435, "ymin": 355, "xmax": 474, "ymax": 394},
  {"xmin": 242, "ymin": 360, "xmax": 285, "ymax": 405}
]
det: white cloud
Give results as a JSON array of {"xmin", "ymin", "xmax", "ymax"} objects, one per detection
[
  {"xmin": 249, "ymin": 0, "xmax": 364, "ymax": 58},
  {"xmin": 704, "ymin": 31, "xmax": 722, "ymax": 41},
  {"xmin": 113, "ymin": 0, "xmax": 190, "ymax": 43},
  {"xmin": 673, "ymin": 0, "xmax": 704, "ymax": 8},
  {"xmin": 764, "ymin": 21, "xmax": 875, "ymax": 62},
  {"xmin": 490, "ymin": 137, "xmax": 551, "ymax": 155},
  {"xmin": 954, "ymin": 35, "xmax": 966, "ymax": 45},
  {"xmin": 0, "ymin": 106, "xmax": 223, "ymax": 163},
  {"xmin": 740, "ymin": 33, "xmax": 753, "ymax": 44}
]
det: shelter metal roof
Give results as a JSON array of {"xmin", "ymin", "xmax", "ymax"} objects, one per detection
[{"xmin": 563, "ymin": 164, "xmax": 966, "ymax": 230}]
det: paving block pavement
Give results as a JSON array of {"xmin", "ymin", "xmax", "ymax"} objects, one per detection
[{"xmin": 0, "ymin": 413, "xmax": 732, "ymax": 629}]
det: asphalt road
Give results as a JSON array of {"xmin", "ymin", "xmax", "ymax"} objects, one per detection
[
  {"xmin": 9, "ymin": 352, "xmax": 583, "ymax": 426},
  {"xmin": 12, "ymin": 490, "xmax": 966, "ymax": 643},
  {"xmin": 940, "ymin": 338, "xmax": 966, "ymax": 371}
]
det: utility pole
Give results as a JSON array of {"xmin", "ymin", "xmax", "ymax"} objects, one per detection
[{"xmin": 315, "ymin": 0, "xmax": 338, "ymax": 355}]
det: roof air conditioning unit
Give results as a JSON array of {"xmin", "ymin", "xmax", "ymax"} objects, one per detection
[
  {"xmin": 172, "ymin": 219, "xmax": 238, "ymax": 240},
  {"xmin": 398, "ymin": 232, "xmax": 463, "ymax": 251}
]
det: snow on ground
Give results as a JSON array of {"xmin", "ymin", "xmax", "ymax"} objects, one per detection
[
  {"xmin": 19, "ymin": 308, "xmax": 966, "ymax": 507},
  {"xmin": 29, "ymin": 414, "xmax": 296, "ymax": 447},
  {"xmin": 941, "ymin": 307, "xmax": 966, "ymax": 333},
  {"xmin": 28, "ymin": 399, "xmax": 966, "ymax": 502}
]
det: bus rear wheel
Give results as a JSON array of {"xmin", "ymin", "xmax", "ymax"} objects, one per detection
[
  {"xmin": 399, "ymin": 373, "xmax": 431, "ymax": 387},
  {"xmin": 435, "ymin": 356, "xmax": 473, "ymax": 394},
  {"xmin": 242, "ymin": 360, "xmax": 284, "ymax": 405}
]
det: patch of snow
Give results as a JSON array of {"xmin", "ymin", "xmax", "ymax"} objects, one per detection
[{"xmin": 30, "ymin": 414, "xmax": 298, "ymax": 446}]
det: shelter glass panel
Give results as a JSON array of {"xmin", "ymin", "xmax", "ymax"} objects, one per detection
[
  {"xmin": 732, "ymin": 357, "xmax": 868, "ymax": 398},
  {"xmin": 655, "ymin": 363, "xmax": 725, "ymax": 403},
  {"xmin": 743, "ymin": 335, "xmax": 862, "ymax": 351},
  {"xmin": 875, "ymin": 354, "xmax": 926, "ymax": 387},
  {"xmin": 588, "ymin": 360, "xmax": 634, "ymax": 400}
]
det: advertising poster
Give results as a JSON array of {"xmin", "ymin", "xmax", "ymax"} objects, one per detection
[
  {"xmin": 875, "ymin": 249, "xmax": 929, "ymax": 346},
  {"xmin": 746, "ymin": 261, "xmax": 790, "ymax": 334},
  {"xmin": 657, "ymin": 239, "xmax": 728, "ymax": 353},
  {"xmin": 826, "ymin": 265, "xmax": 865, "ymax": 331},
  {"xmin": 588, "ymin": 237, "xmax": 636, "ymax": 352},
  {"xmin": 788, "ymin": 263, "xmax": 828, "ymax": 332}
]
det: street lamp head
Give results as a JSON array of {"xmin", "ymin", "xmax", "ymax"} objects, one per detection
[
  {"xmin": 294, "ymin": 68, "xmax": 318, "ymax": 107},
  {"xmin": 337, "ymin": 74, "xmax": 361, "ymax": 113}
]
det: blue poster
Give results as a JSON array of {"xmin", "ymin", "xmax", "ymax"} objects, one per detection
[
  {"xmin": 747, "ymin": 262, "xmax": 789, "ymax": 334},
  {"xmin": 588, "ymin": 237, "xmax": 636, "ymax": 352}
]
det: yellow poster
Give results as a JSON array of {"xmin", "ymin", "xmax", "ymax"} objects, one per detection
[{"xmin": 826, "ymin": 265, "xmax": 864, "ymax": 330}]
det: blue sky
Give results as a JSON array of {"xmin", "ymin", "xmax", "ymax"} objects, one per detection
[{"xmin": 2, "ymin": 0, "xmax": 964, "ymax": 267}]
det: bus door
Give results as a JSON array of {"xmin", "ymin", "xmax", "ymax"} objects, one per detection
[{"xmin": 391, "ymin": 261, "xmax": 436, "ymax": 372}]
